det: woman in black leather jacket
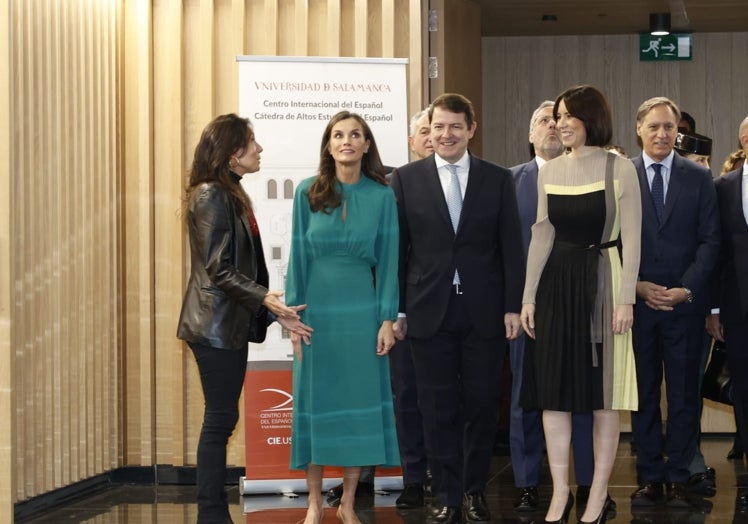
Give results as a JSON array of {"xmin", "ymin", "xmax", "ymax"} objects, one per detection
[{"xmin": 177, "ymin": 113, "xmax": 312, "ymax": 524}]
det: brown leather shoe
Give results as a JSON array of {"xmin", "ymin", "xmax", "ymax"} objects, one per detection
[
  {"xmin": 666, "ymin": 482, "xmax": 696, "ymax": 508},
  {"xmin": 630, "ymin": 482, "xmax": 664, "ymax": 506}
]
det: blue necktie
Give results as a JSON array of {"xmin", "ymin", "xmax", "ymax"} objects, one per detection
[
  {"xmin": 651, "ymin": 163, "xmax": 665, "ymax": 222},
  {"xmin": 446, "ymin": 164, "xmax": 462, "ymax": 284}
]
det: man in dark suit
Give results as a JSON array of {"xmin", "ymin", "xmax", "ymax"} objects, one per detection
[
  {"xmin": 629, "ymin": 97, "xmax": 720, "ymax": 508},
  {"xmin": 509, "ymin": 100, "xmax": 599, "ymax": 513},
  {"xmin": 390, "ymin": 93, "xmax": 524, "ymax": 524},
  {"xmin": 707, "ymin": 115, "xmax": 748, "ymax": 508}
]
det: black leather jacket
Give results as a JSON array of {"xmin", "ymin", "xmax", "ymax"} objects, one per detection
[{"xmin": 177, "ymin": 179, "xmax": 269, "ymax": 349}]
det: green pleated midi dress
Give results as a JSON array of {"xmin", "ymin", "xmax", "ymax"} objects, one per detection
[{"xmin": 286, "ymin": 175, "xmax": 400, "ymax": 469}]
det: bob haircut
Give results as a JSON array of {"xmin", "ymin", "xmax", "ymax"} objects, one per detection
[{"xmin": 553, "ymin": 85, "xmax": 613, "ymax": 147}]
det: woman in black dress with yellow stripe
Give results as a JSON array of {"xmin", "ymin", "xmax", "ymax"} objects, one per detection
[{"xmin": 520, "ymin": 86, "xmax": 641, "ymax": 524}]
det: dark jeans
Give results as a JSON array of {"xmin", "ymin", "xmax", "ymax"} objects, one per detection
[{"xmin": 189, "ymin": 342, "xmax": 248, "ymax": 524}]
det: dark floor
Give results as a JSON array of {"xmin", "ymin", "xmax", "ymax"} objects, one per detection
[{"xmin": 17, "ymin": 436, "xmax": 748, "ymax": 523}]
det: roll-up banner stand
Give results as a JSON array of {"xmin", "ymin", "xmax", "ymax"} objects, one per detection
[{"xmin": 236, "ymin": 56, "xmax": 409, "ymax": 496}]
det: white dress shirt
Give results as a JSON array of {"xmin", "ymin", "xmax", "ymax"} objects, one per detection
[{"xmin": 435, "ymin": 151, "xmax": 469, "ymax": 200}]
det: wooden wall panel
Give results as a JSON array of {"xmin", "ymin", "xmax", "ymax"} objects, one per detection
[
  {"xmin": 482, "ymin": 32, "xmax": 748, "ymax": 176},
  {"xmin": 152, "ymin": 0, "xmax": 187, "ymax": 466},
  {"xmin": 429, "ymin": 0, "xmax": 482, "ymax": 154},
  {"xmin": 0, "ymin": 0, "xmax": 12, "ymax": 521},
  {"xmin": 7, "ymin": 0, "xmax": 121, "ymax": 504},
  {"xmin": 122, "ymin": 0, "xmax": 156, "ymax": 467},
  {"xmin": 3, "ymin": 0, "xmax": 424, "ymax": 512}
]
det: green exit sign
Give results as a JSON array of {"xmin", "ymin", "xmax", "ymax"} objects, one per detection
[{"xmin": 639, "ymin": 33, "xmax": 693, "ymax": 61}]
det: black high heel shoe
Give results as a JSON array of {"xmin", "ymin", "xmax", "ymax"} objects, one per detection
[
  {"xmin": 545, "ymin": 492, "xmax": 574, "ymax": 523},
  {"xmin": 578, "ymin": 495, "xmax": 611, "ymax": 524}
]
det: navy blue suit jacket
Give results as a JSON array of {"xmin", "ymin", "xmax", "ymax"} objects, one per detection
[
  {"xmin": 714, "ymin": 168, "xmax": 748, "ymax": 323},
  {"xmin": 510, "ymin": 159, "xmax": 539, "ymax": 257},
  {"xmin": 390, "ymin": 154, "xmax": 524, "ymax": 340},
  {"xmin": 632, "ymin": 153, "xmax": 720, "ymax": 315}
]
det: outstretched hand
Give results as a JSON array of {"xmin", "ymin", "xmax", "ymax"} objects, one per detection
[{"xmin": 263, "ymin": 290, "xmax": 303, "ymax": 319}]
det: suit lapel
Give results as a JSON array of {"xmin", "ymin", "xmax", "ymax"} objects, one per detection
[
  {"xmin": 457, "ymin": 155, "xmax": 483, "ymax": 235},
  {"xmin": 661, "ymin": 155, "xmax": 685, "ymax": 227},
  {"xmin": 728, "ymin": 169, "xmax": 748, "ymax": 231},
  {"xmin": 424, "ymin": 157, "xmax": 454, "ymax": 232}
]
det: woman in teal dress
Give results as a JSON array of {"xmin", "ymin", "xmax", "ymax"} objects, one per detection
[{"xmin": 286, "ymin": 111, "xmax": 400, "ymax": 524}]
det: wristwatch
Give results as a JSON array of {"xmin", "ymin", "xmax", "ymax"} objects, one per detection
[{"xmin": 683, "ymin": 287, "xmax": 694, "ymax": 303}]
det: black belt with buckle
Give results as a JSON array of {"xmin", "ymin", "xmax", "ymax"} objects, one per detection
[{"xmin": 452, "ymin": 283, "xmax": 463, "ymax": 295}]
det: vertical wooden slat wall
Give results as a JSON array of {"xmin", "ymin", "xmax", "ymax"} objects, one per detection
[
  {"xmin": 481, "ymin": 32, "xmax": 748, "ymax": 179},
  {"xmin": 1, "ymin": 1, "xmax": 13, "ymax": 522},
  {"xmin": 2, "ymin": 0, "xmax": 424, "ymax": 514},
  {"xmin": 6, "ymin": 0, "xmax": 122, "ymax": 507}
]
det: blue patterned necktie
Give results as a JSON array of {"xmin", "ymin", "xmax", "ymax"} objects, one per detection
[
  {"xmin": 446, "ymin": 164, "xmax": 463, "ymax": 232},
  {"xmin": 446, "ymin": 164, "xmax": 462, "ymax": 284},
  {"xmin": 651, "ymin": 163, "xmax": 665, "ymax": 222}
]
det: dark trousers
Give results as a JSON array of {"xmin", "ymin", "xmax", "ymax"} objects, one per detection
[
  {"xmin": 631, "ymin": 311, "xmax": 703, "ymax": 483},
  {"xmin": 725, "ymin": 320, "xmax": 748, "ymax": 464},
  {"xmin": 189, "ymin": 342, "xmax": 248, "ymax": 524},
  {"xmin": 389, "ymin": 336, "xmax": 428, "ymax": 485},
  {"xmin": 410, "ymin": 293, "xmax": 505, "ymax": 507}
]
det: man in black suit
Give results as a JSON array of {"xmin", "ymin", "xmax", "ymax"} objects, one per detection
[
  {"xmin": 390, "ymin": 93, "xmax": 524, "ymax": 524},
  {"xmin": 629, "ymin": 97, "xmax": 720, "ymax": 508},
  {"xmin": 707, "ymin": 115, "xmax": 748, "ymax": 508}
]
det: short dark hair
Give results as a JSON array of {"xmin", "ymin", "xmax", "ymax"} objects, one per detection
[
  {"xmin": 553, "ymin": 85, "xmax": 612, "ymax": 147},
  {"xmin": 429, "ymin": 93, "xmax": 475, "ymax": 128},
  {"xmin": 679, "ymin": 111, "xmax": 696, "ymax": 133}
]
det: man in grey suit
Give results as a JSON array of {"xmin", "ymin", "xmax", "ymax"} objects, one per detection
[
  {"xmin": 629, "ymin": 97, "xmax": 720, "ymax": 508},
  {"xmin": 391, "ymin": 93, "xmax": 524, "ymax": 524},
  {"xmin": 509, "ymin": 100, "xmax": 600, "ymax": 513},
  {"xmin": 707, "ymin": 115, "xmax": 748, "ymax": 508}
]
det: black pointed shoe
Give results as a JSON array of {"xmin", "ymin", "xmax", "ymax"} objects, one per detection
[
  {"xmin": 544, "ymin": 492, "xmax": 574, "ymax": 524},
  {"xmin": 513, "ymin": 485, "xmax": 539, "ymax": 512},
  {"xmin": 429, "ymin": 506, "xmax": 462, "ymax": 524},
  {"xmin": 396, "ymin": 483, "xmax": 425, "ymax": 509},
  {"xmin": 630, "ymin": 482, "xmax": 664, "ymax": 506},
  {"xmin": 463, "ymin": 491, "xmax": 490, "ymax": 522}
]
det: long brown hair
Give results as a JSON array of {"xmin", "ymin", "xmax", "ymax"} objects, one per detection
[
  {"xmin": 308, "ymin": 111, "xmax": 387, "ymax": 213},
  {"xmin": 185, "ymin": 113, "xmax": 253, "ymax": 218}
]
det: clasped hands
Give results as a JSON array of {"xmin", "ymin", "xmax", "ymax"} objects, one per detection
[{"xmin": 636, "ymin": 281, "xmax": 689, "ymax": 311}]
